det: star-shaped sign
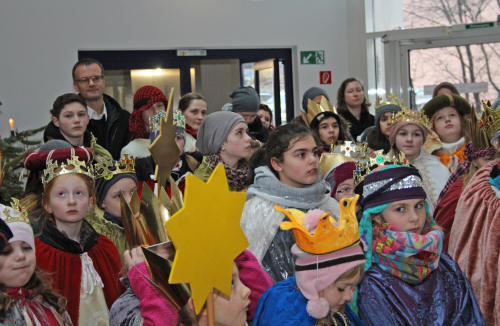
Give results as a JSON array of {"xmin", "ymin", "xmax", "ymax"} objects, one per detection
[
  {"xmin": 149, "ymin": 88, "xmax": 180, "ymax": 195},
  {"xmin": 166, "ymin": 164, "xmax": 249, "ymax": 313}
]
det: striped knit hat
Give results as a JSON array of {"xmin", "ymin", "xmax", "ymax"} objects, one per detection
[{"xmin": 292, "ymin": 209, "xmax": 366, "ymax": 319}]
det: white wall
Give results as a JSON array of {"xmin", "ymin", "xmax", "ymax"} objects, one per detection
[{"xmin": 0, "ymin": 0, "xmax": 368, "ymax": 136}]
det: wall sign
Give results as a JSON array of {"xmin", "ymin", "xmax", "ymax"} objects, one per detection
[
  {"xmin": 320, "ymin": 71, "xmax": 331, "ymax": 84},
  {"xmin": 300, "ymin": 51, "xmax": 325, "ymax": 64}
]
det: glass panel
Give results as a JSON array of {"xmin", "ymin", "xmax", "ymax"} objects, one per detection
[
  {"xmin": 279, "ymin": 61, "xmax": 286, "ymax": 124},
  {"xmin": 403, "ymin": 1, "xmax": 498, "ymax": 29},
  {"xmin": 409, "ymin": 43, "xmax": 500, "ymax": 110},
  {"xmin": 366, "ymin": 37, "xmax": 386, "ymax": 114},
  {"xmin": 258, "ymin": 68, "xmax": 275, "ymax": 125},
  {"xmin": 103, "ymin": 69, "xmax": 181, "ymax": 113},
  {"xmin": 242, "ymin": 63, "xmax": 255, "ymax": 88}
]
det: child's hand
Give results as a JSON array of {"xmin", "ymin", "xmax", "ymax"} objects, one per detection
[{"xmin": 124, "ymin": 247, "xmax": 145, "ymax": 270}]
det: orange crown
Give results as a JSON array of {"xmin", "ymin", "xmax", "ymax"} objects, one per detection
[{"xmin": 277, "ymin": 195, "xmax": 360, "ymax": 255}]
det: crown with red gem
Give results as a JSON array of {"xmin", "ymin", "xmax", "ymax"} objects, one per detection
[
  {"xmin": 353, "ymin": 150, "xmax": 409, "ymax": 186},
  {"xmin": 42, "ymin": 156, "xmax": 94, "ymax": 187},
  {"xmin": 94, "ymin": 154, "xmax": 135, "ymax": 180},
  {"xmin": 2, "ymin": 198, "xmax": 30, "ymax": 225},
  {"xmin": 331, "ymin": 141, "xmax": 370, "ymax": 160},
  {"xmin": 390, "ymin": 107, "xmax": 430, "ymax": 129}
]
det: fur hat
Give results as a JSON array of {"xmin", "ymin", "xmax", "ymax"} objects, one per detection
[{"xmin": 422, "ymin": 94, "xmax": 471, "ymax": 120}]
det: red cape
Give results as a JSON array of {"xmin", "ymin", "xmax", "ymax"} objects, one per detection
[
  {"xmin": 36, "ymin": 234, "xmax": 125, "ymax": 325},
  {"xmin": 433, "ymin": 176, "xmax": 464, "ymax": 252},
  {"xmin": 449, "ymin": 159, "xmax": 500, "ymax": 325}
]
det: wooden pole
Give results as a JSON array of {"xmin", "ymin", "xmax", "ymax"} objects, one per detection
[{"xmin": 206, "ymin": 289, "xmax": 215, "ymax": 326}]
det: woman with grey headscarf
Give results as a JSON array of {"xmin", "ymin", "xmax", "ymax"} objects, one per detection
[{"xmin": 194, "ymin": 111, "xmax": 252, "ymax": 191}]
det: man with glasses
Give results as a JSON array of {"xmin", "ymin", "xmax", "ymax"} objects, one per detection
[{"xmin": 72, "ymin": 58, "xmax": 131, "ymax": 159}]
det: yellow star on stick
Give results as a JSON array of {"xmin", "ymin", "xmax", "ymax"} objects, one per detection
[
  {"xmin": 166, "ymin": 164, "xmax": 249, "ymax": 314},
  {"xmin": 149, "ymin": 88, "xmax": 180, "ymax": 196}
]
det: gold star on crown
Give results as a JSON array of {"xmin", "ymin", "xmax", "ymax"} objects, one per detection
[
  {"xmin": 390, "ymin": 107, "xmax": 430, "ymax": 129},
  {"xmin": 375, "ymin": 93, "xmax": 406, "ymax": 111},
  {"xmin": 149, "ymin": 110, "xmax": 167, "ymax": 131},
  {"xmin": 42, "ymin": 156, "xmax": 94, "ymax": 188},
  {"xmin": 481, "ymin": 100, "xmax": 500, "ymax": 139},
  {"xmin": 353, "ymin": 150, "xmax": 409, "ymax": 186},
  {"xmin": 3, "ymin": 198, "xmax": 30, "ymax": 225},
  {"xmin": 94, "ymin": 154, "xmax": 135, "ymax": 180}
]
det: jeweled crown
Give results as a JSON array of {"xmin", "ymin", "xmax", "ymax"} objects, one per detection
[
  {"xmin": 481, "ymin": 100, "xmax": 500, "ymax": 139},
  {"xmin": 353, "ymin": 150, "xmax": 409, "ymax": 186},
  {"xmin": 3, "ymin": 198, "xmax": 30, "ymax": 225},
  {"xmin": 42, "ymin": 156, "xmax": 94, "ymax": 187},
  {"xmin": 174, "ymin": 111, "xmax": 186, "ymax": 130},
  {"xmin": 390, "ymin": 107, "xmax": 430, "ymax": 129},
  {"xmin": 331, "ymin": 140, "xmax": 370, "ymax": 160},
  {"xmin": 375, "ymin": 93, "xmax": 405, "ymax": 111},
  {"xmin": 277, "ymin": 195, "xmax": 361, "ymax": 255},
  {"xmin": 302, "ymin": 96, "xmax": 337, "ymax": 125},
  {"xmin": 149, "ymin": 110, "xmax": 167, "ymax": 131},
  {"xmin": 94, "ymin": 154, "xmax": 135, "ymax": 180}
]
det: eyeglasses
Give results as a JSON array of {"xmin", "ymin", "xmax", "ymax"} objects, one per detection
[{"xmin": 75, "ymin": 76, "xmax": 104, "ymax": 85}]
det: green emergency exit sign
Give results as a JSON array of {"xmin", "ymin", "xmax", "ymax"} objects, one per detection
[
  {"xmin": 465, "ymin": 22, "xmax": 494, "ymax": 29},
  {"xmin": 300, "ymin": 51, "xmax": 325, "ymax": 64}
]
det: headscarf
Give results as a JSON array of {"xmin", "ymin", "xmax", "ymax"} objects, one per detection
[
  {"xmin": 129, "ymin": 85, "xmax": 169, "ymax": 140},
  {"xmin": 196, "ymin": 111, "xmax": 245, "ymax": 154},
  {"xmin": 389, "ymin": 120, "xmax": 429, "ymax": 148}
]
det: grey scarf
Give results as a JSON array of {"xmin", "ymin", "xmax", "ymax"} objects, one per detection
[{"xmin": 246, "ymin": 166, "xmax": 331, "ymax": 210}]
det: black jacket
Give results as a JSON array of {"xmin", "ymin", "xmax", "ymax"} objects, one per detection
[
  {"xmin": 339, "ymin": 109, "xmax": 374, "ymax": 141},
  {"xmin": 86, "ymin": 94, "xmax": 131, "ymax": 160},
  {"xmin": 43, "ymin": 121, "xmax": 93, "ymax": 147},
  {"xmin": 248, "ymin": 115, "xmax": 269, "ymax": 143}
]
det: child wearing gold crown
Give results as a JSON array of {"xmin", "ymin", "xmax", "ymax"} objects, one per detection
[
  {"xmin": 253, "ymin": 198, "xmax": 366, "ymax": 326},
  {"xmin": 34, "ymin": 155, "xmax": 125, "ymax": 326},
  {"xmin": 388, "ymin": 107, "xmax": 450, "ymax": 213},
  {"xmin": 421, "ymin": 94, "xmax": 472, "ymax": 173},
  {"xmin": 0, "ymin": 199, "xmax": 73, "ymax": 325},
  {"xmin": 242, "ymin": 123, "xmax": 341, "ymax": 283},
  {"xmin": 365, "ymin": 95, "xmax": 402, "ymax": 154},
  {"xmin": 355, "ymin": 165, "xmax": 484, "ymax": 325}
]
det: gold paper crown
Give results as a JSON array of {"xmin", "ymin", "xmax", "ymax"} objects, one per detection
[
  {"xmin": 42, "ymin": 156, "xmax": 94, "ymax": 187},
  {"xmin": 319, "ymin": 152, "xmax": 355, "ymax": 180},
  {"xmin": 277, "ymin": 195, "xmax": 361, "ymax": 255},
  {"xmin": 331, "ymin": 141, "xmax": 370, "ymax": 160},
  {"xmin": 94, "ymin": 154, "xmax": 135, "ymax": 180},
  {"xmin": 353, "ymin": 150, "xmax": 409, "ymax": 186},
  {"xmin": 390, "ymin": 107, "xmax": 430, "ymax": 129},
  {"xmin": 3, "ymin": 198, "xmax": 30, "ymax": 225},
  {"xmin": 301, "ymin": 96, "xmax": 337, "ymax": 125},
  {"xmin": 471, "ymin": 105, "xmax": 491, "ymax": 149},
  {"xmin": 375, "ymin": 93, "xmax": 406, "ymax": 111},
  {"xmin": 481, "ymin": 100, "xmax": 500, "ymax": 139},
  {"xmin": 149, "ymin": 110, "xmax": 167, "ymax": 131},
  {"xmin": 121, "ymin": 179, "xmax": 183, "ymax": 248}
]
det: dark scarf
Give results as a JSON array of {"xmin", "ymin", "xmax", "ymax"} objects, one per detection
[
  {"xmin": 185, "ymin": 123, "xmax": 198, "ymax": 139},
  {"xmin": 103, "ymin": 212, "xmax": 123, "ymax": 227},
  {"xmin": 205, "ymin": 153, "xmax": 248, "ymax": 191},
  {"xmin": 39, "ymin": 220, "xmax": 98, "ymax": 254}
]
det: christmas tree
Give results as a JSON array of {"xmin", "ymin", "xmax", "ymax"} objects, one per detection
[{"xmin": 0, "ymin": 126, "xmax": 45, "ymax": 205}]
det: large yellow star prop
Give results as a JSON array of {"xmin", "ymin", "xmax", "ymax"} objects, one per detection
[{"xmin": 166, "ymin": 164, "xmax": 249, "ymax": 313}]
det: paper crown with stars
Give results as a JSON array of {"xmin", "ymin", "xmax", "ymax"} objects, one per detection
[
  {"xmin": 481, "ymin": 100, "xmax": 500, "ymax": 139},
  {"xmin": 94, "ymin": 154, "xmax": 135, "ymax": 180},
  {"xmin": 353, "ymin": 150, "xmax": 409, "ymax": 186},
  {"xmin": 42, "ymin": 156, "xmax": 94, "ymax": 187},
  {"xmin": 390, "ymin": 106, "xmax": 430, "ymax": 129},
  {"xmin": 277, "ymin": 195, "xmax": 361, "ymax": 255}
]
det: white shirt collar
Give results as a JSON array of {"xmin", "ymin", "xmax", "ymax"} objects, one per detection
[
  {"xmin": 440, "ymin": 137, "xmax": 465, "ymax": 154},
  {"xmin": 87, "ymin": 102, "xmax": 107, "ymax": 121}
]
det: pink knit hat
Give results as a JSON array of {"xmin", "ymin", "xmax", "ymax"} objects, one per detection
[
  {"xmin": 332, "ymin": 161, "xmax": 356, "ymax": 195},
  {"xmin": 292, "ymin": 209, "xmax": 365, "ymax": 319}
]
